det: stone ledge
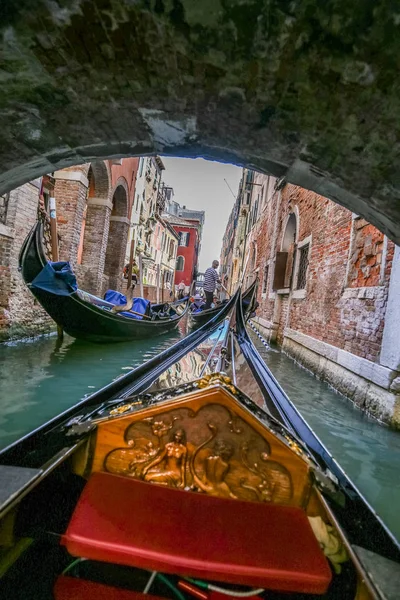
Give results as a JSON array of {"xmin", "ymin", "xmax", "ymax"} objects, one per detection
[
  {"xmin": 251, "ymin": 317, "xmax": 278, "ymax": 343},
  {"xmin": 253, "ymin": 316, "xmax": 274, "ymax": 330},
  {"xmin": 282, "ymin": 336, "xmax": 400, "ymax": 428},
  {"xmin": 109, "ymin": 216, "xmax": 130, "ymax": 225},
  {"xmin": 292, "ymin": 289, "xmax": 306, "ymax": 300},
  {"xmin": 284, "ymin": 328, "xmax": 396, "ymax": 390},
  {"xmin": 87, "ymin": 197, "xmax": 113, "ymax": 211},
  {"xmin": 54, "ymin": 170, "xmax": 89, "ymax": 188},
  {"xmin": 0, "ymin": 224, "xmax": 14, "ymax": 238},
  {"xmin": 341, "ymin": 286, "xmax": 386, "ymax": 300}
]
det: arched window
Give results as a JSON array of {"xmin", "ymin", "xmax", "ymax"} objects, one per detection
[
  {"xmin": 282, "ymin": 213, "xmax": 297, "ymax": 253},
  {"xmin": 273, "ymin": 212, "xmax": 297, "ymax": 290},
  {"xmin": 176, "ymin": 256, "xmax": 185, "ymax": 271}
]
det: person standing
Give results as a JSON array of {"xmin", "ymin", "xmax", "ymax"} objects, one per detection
[
  {"xmin": 177, "ymin": 280, "xmax": 186, "ymax": 300},
  {"xmin": 123, "ymin": 259, "xmax": 139, "ymax": 290},
  {"xmin": 166, "ymin": 280, "xmax": 173, "ymax": 299},
  {"xmin": 203, "ymin": 260, "xmax": 221, "ymax": 309}
]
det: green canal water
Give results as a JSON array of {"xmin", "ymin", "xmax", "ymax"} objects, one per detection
[{"xmin": 0, "ymin": 329, "xmax": 399, "ymax": 541}]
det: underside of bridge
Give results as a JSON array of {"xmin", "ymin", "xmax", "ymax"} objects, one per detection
[{"xmin": 1, "ymin": 1, "xmax": 399, "ymax": 240}]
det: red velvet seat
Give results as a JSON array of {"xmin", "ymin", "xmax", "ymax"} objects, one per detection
[
  {"xmin": 62, "ymin": 472, "xmax": 332, "ymax": 595},
  {"xmin": 54, "ymin": 576, "xmax": 168, "ymax": 600}
]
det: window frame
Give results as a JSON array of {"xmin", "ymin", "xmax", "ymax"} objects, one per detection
[
  {"xmin": 176, "ymin": 255, "xmax": 185, "ymax": 271},
  {"xmin": 292, "ymin": 235, "xmax": 312, "ymax": 299},
  {"xmin": 179, "ymin": 231, "xmax": 190, "ymax": 247},
  {"xmin": 262, "ymin": 263, "xmax": 269, "ymax": 295}
]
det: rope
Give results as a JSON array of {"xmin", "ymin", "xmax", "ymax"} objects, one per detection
[{"xmin": 248, "ymin": 320, "xmax": 270, "ymax": 350}]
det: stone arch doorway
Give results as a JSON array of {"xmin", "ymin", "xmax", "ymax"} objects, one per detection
[
  {"xmin": 272, "ymin": 212, "xmax": 298, "ymax": 345},
  {"xmin": 104, "ymin": 182, "xmax": 129, "ymax": 291},
  {"xmin": 77, "ymin": 162, "xmax": 111, "ymax": 294}
]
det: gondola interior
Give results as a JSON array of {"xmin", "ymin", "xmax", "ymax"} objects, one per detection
[{"xmin": 0, "ymin": 311, "xmax": 398, "ymax": 599}]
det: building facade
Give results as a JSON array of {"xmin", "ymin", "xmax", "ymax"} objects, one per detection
[
  {"xmin": 162, "ymin": 199, "xmax": 204, "ymax": 293},
  {"xmin": 221, "ymin": 169, "xmax": 400, "ymax": 427},
  {"xmin": 0, "ymin": 156, "xmax": 198, "ymax": 341},
  {"xmin": 162, "ymin": 215, "xmax": 200, "ymax": 291}
]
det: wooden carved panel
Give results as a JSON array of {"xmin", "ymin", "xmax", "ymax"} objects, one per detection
[{"xmin": 92, "ymin": 387, "xmax": 311, "ymax": 507}]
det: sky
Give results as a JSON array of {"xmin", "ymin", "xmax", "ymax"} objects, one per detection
[{"xmin": 161, "ymin": 157, "xmax": 242, "ymax": 272}]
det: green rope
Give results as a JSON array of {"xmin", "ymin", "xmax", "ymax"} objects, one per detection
[
  {"xmin": 156, "ymin": 573, "xmax": 186, "ymax": 600},
  {"xmin": 61, "ymin": 557, "xmax": 86, "ymax": 575},
  {"xmin": 185, "ymin": 578, "xmax": 209, "ymax": 590}
]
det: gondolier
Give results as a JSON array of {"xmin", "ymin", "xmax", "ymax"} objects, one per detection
[{"xmin": 203, "ymin": 260, "xmax": 221, "ymax": 309}]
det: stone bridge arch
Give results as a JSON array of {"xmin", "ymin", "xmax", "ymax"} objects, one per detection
[{"xmin": 0, "ymin": 2, "xmax": 399, "ymax": 243}]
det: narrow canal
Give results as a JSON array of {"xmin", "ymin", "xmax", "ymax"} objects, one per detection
[{"xmin": 1, "ymin": 327, "xmax": 400, "ymax": 542}]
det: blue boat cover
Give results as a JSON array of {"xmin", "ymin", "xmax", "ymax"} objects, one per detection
[
  {"xmin": 31, "ymin": 261, "xmax": 78, "ymax": 296},
  {"xmin": 104, "ymin": 290, "xmax": 150, "ymax": 320},
  {"xmin": 104, "ymin": 290, "xmax": 127, "ymax": 305}
]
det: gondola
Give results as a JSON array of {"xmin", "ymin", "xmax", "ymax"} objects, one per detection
[
  {"xmin": 19, "ymin": 221, "xmax": 188, "ymax": 343},
  {"xmin": 188, "ymin": 279, "xmax": 258, "ymax": 329},
  {"xmin": 0, "ymin": 290, "xmax": 399, "ymax": 600}
]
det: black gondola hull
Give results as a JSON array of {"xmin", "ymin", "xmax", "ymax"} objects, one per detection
[
  {"xmin": 20, "ymin": 223, "xmax": 187, "ymax": 343},
  {"xmin": 188, "ymin": 280, "xmax": 257, "ymax": 329}
]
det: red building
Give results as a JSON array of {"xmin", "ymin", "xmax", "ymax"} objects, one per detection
[{"xmin": 163, "ymin": 215, "xmax": 200, "ymax": 289}]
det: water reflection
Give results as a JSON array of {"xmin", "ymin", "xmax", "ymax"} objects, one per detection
[
  {"xmin": 0, "ymin": 329, "xmax": 182, "ymax": 450},
  {"xmin": 148, "ymin": 322, "xmax": 228, "ymax": 392},
  {"xmin": 255, "ymin": 339, "xmax": 400, "ymax": 541}
]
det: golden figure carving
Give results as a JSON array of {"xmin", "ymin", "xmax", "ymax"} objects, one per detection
[
  {"xmin": 192, "ymin": 438, "xmax": 237, "ymax": 499},
  {"xmin": 142, "ymin": 428, "xmax": 188, "ymax": 488},
  {"xmin": 101, "ymin": 399, "xmax": 301, "ymax": 505},
  {"xmin": 240, "ymin": 441, "xmax": 293, "ymax": 503}
]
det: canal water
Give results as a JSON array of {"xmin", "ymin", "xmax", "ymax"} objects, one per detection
[{"xmin": 1, "ymin": 328, "xmax": 400, "ymax": 541}]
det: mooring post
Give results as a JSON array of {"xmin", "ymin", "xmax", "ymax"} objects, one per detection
[{"xmin": 49, "ymin": 196, "xmax": 63, "ymax": 340}]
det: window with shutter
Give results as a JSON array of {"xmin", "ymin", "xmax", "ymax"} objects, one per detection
[{"xmin": 272, "ymin": 252, "xmax": 288, "ymax": 290}]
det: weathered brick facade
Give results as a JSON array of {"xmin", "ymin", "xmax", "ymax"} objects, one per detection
[
  {"xmin": 0, "ymin": 183, "xmax": 53, "ymax": 341},
  {"xmin": 0, "ymin": 159, "xmax": 139, "ymax": 342},
  {"xmin": 221, "ymin": 171, "xmax": 400, "ymax": 426},
  {"xmin": 246, "ymin": 184, "xmax": 395, "ymax": 364}
]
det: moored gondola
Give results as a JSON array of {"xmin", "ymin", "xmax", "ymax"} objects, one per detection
[
  {"xmin": 0, "ymin": 290, "xmax": 399, "ymax": 600},
  {"xmin": 19, "ymin": 221, "xmax": 188, "ymax": 343},
  {"xmin": 188, "ymin": 279, "xmax": 258, "ymax": 329}
]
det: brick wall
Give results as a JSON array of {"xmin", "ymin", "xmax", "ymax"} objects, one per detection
[
  {"xmin": 80, "ymin": 203, "xmax": 111, "ymax": 294},
  {"xmin": 252, "ymin": 183, "xmax": 393, "ymax": 362},
  {"xmin": 55, "ymin": 174, "xmax": 88, "ymax": 268},
  {"xmin": 104, "ymin": 219, "xmax": 129, "ymax": 290},
  {"xmin": 348, "ymin": 218, "xmax": 385, "ymax": 287},
  {"xmin": 0, "ymin": 183, "xmax": 53, "ymax": 341}
]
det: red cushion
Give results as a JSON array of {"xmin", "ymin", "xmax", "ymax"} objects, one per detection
[
  {"xmin": 54, "ymin": 576, "xmax": 167, "ymax": 600},
  {"xmin": 62, "ymin": 472, "xmax": 332, "ymax": 595}
]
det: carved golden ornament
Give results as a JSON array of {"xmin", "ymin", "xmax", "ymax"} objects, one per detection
[
  {"xmin": 197, "ymin": 373, "xmax": 237, "ymax": 395},
  {"xmin": 103, "ymin": 403, "xmax": 296, "ymax": 505},
  {"xmin": 284, "ymin": 436, "xmax": 304, "ymax": 456},
  {"xmin": 110, "ymin": 401, "xmax": 142, "ymax": 416}
]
